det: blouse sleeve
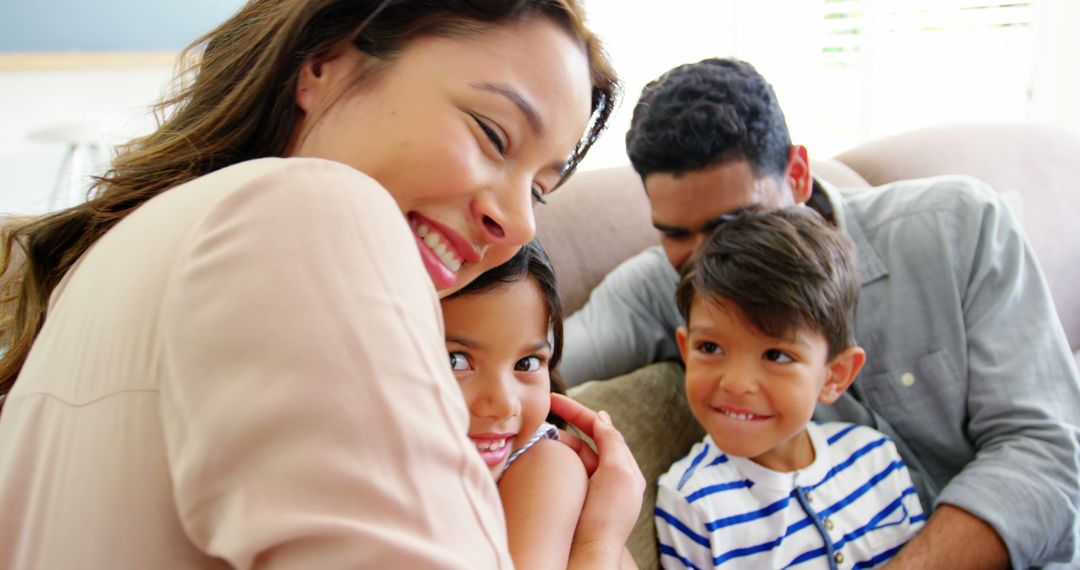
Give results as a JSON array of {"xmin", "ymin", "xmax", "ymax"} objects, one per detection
[{"xmin": 158, "ymin": 159, "xmax": 511, "ymax": 569}]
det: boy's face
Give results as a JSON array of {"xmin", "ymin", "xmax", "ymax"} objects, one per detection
[{"xmin": 676, "ymin": 296, "xmax": 841, "ymax": 472}]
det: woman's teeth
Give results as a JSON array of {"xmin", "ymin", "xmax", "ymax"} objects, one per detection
[{"xmin": 414, "ymin": 222, "xmax": 463, "ymax": 272}]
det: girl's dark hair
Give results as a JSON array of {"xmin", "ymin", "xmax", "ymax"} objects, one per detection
[
  {"xmin": 446, "ymin": 240, "xmax": 566, "ymax": 425},
  {"xmin": 0, "ymin": 0, "xmax": 618, "ymax": 410}
]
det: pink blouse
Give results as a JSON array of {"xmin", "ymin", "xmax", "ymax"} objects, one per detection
[{"xmin": 0, "ymin": 158, "xmax": 511, "ymax": 568}]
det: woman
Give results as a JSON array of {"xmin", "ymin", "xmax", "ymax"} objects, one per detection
[{"xmin": 0, "ymin": 1, "xmax": 643, "ymax": 568}]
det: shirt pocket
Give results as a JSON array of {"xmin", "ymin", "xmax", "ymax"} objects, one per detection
[
  {"xmin": 859, "ymin": 349, "xmax": 964, "ymax": 448},
  {"xmin": 857, "ymin": 497, "xmax": 915, "ymax": 554}
]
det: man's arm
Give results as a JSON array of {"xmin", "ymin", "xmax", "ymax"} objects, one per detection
[
  {"xmin": 561, "ymin": 247, "xmax": 684, "ymax": 386},
  {"xmin": 906, "ymin": 179, "xmax": 1080, "ymax": 567},
  {"xmin": 886, "ymin": 505, "xmax": 1008, "ymax": 569}
]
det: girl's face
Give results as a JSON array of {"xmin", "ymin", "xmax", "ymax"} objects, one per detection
[
  {"xmin": 441, "ymin": 278, "xmax": 553, "ymax": 478},
  {"xmin": 289, "ymin": 17, "xmax": 593, "ymax": 296}
]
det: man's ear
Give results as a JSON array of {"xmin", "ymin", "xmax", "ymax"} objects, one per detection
[
  {"xmin": 295, "ymin": 39, "xmax": 363, "ymax": 115},
  {"xmin": 785, "ymin": 145, "xmax": 812, "ymax": 205},
  {"xmin": 818, "ymin": 346, "xmax": 865, "ymax": 404},
  {"xmin": 676, "ymin": 326, "xmax": 690, "ymax": 363}
]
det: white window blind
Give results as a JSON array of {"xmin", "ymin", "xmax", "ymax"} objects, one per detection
[{"xmin": 817, "ymin": 0, "xmax": 1038, "ymax": 147}]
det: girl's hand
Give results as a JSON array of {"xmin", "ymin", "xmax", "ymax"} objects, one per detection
[{"xmin": 550, "ymin": 394, "xmax": 645, "ymax": 569}]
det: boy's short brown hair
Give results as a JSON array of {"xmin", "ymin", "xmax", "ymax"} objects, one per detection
[{"xmin": 675, "ymin": 207, "xmax": 859, "ymax": 360}]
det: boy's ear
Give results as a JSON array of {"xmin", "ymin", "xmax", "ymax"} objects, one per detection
[
  {"xmin": 819, "ymin": 346, "xmax": 866, "ymax": 404},
  {"xmin": 675, "ymin": 326, "xmax": 690, "ymax": 363}
]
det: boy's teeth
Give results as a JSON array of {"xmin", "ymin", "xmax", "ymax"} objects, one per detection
[{"xmin": 423, "ymin": 232, "xmax": 439, "ymax": 247}]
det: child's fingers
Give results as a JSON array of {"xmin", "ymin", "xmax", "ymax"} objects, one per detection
[
  {"xmin": 550, "ymin": 393, "xmax": 599, "ymax": 439},
  {"xmin": 556, "ymin": 429, "xmax": 599, "ymax": 475},
  {"xmin": 589, "ymin": 411, "xmax": 644, "ymax": 494}
]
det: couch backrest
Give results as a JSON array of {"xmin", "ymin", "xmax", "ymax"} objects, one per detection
[
  {"xmin": 833, "ymin": 123, "xmax": 1080, "ymax": 353},
  {"xmin": 536, "ymin": 166, "xmax": 656, "ymax": 315}
]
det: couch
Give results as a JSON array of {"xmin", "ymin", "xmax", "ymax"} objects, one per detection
[{"xmin": 535, "ymin": 122, "xmax": 1080, "ymax": 568}]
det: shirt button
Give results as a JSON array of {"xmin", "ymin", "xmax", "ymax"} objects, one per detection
[
  {"xmin": 805, "ymin": 491, "xmax": 813, "ymax": 502},
  {"xmin": 835, "ymin": 552, "xmax": 845, "ymax": 564},
  {"xmin": 824, "ymin": 518, "xmax": 834, "ymax": 530},
  {"xmin": 900, "ymin": 372, "xmax": 916, "ymax": 387}
]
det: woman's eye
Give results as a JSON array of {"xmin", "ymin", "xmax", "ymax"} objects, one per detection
[
  {"xmin": 474, "ymin": 116, "xmax": 507, "ymax": 156},
  {"xmin": 448, "ymin": 351, "xmax": 471, "ymax": 371},
  {"xmin": 697, "ymin": 342, "xmax": 724, "ymax": 355},
  {"xmin": 531, "ymin": 184, "xmax": 547, "ymax": 205},
  {"xmin": 514, "ymin": 356, "xmax": 543, "ymax": 372},
  {"xmin": 764, "ymin": 349, "xmax": 793, "ymax": 363}
]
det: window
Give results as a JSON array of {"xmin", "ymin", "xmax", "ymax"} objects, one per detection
[{"xmin": 579, "ymin": 0, "xmax": 1062, "ymax": 170}]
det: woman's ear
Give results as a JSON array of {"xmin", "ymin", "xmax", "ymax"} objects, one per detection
[
  {"xmin": 818, "ymin": 346, "xmax": 866, "ymax": 404},
  {"xmin": 295, "ymin": 39, "xmax": 364, "ymax": 115}
]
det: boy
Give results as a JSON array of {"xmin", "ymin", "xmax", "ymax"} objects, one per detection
[{"xmin": 656, "ymin": 207, "xmax": 924, "ymax": 569}]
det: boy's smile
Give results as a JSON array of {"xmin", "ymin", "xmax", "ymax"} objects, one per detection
[{"xmin": 676, "ymin": 296, "xmax": 835, "ymax": 473}]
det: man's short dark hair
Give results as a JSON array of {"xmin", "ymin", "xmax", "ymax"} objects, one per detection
[
  {"xmin": 626, "ymin": 58, "xmax": 792, "ymax": 180},
  {"xmin": 675, "ymin": 207, "xmax": 859, "ymax": 359}
]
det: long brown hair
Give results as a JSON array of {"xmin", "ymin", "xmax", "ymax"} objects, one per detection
[{"xmin": 0, "ymin": 0, "xmax": 618, "ymax": 409}]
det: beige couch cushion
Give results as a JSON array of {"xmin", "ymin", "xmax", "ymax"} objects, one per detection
[{"xmin": 568, "ymin": 361, "xmax": 701, "ymax": 569}]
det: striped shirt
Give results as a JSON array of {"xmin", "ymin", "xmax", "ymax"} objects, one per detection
[{"xmin": 656, "ymin": 422, "xmax": 924, "ymax": 569}]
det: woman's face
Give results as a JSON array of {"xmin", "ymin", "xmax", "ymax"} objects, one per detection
[{"xmin": 289, "ymin": 17, "xmax": 593, "ymax": 296}]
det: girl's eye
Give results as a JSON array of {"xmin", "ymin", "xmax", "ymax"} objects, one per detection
[
  {"xmin": 514, "ymin": 356, "xmax": 543, "ymax": 372},
  {"xmin": 448, "ymin": 351, "xmax": 472, "ymax": 372},
  {"xmin": 697, "ymin": 342, "xmax": 724, "ymax": 355},
  {"xmin": 764, "ymin": 349, "xmax": 793, "ymax": 363},
  {"xmin": 474, "ymin": 116, "xmax": 507, "ymax": 156}
]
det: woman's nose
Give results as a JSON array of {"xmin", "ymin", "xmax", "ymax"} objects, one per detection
[{"xmin": 473, "ymin": 178, "xmax": 536, "ymax": 248}]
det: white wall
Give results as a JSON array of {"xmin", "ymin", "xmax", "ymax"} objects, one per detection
[
  {"xmin": 2, "ymin": 0, "xmax": 1077, "ymax": 215},
  {"xmin": 0, "ymin": 65, "xmax": 172, "ymax": 214}
]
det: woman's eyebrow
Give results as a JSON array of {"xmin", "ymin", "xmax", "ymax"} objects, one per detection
[{"xmin": 470, "ymin": 82, "xmax": 544, "ymax": 136}]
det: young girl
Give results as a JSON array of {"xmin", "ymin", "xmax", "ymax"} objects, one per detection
[{"xmin": 443, "ymin": 240, "xmax": 631, "ymax": 569}]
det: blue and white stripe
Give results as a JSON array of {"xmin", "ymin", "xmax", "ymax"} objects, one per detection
[{"xmin": 656, "ymin": 422, "xmax": 924, "ymax": 569}]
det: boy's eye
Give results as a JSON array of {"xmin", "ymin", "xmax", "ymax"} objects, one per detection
[
  {"xmin": 697, "ymin": 342, "xmax": 724, "ymax": 355},
  {"xmin": 764, "ymin": 349, "xmax": 793, "ymax": 363},
  {"xmin": 448, "ymin": 351, "xmax": 472, "ymax": 372},
  {"xmin": 514, "ymin": 356, "xmax": 543, "ymax": 372}
]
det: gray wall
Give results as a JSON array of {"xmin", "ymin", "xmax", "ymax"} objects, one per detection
[{"xmin": 1, "ymin": 0, "xmax": 245, "ymax": 51}]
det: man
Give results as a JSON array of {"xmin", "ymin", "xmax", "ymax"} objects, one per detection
[{"xmin": 561, "ymin": 58, "xmax": 1080, "ymax": 568}]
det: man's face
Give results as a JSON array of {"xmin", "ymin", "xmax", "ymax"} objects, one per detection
[{"xmin": 644, "ymin": 160, "xmax": 794, "ymax": 271}]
